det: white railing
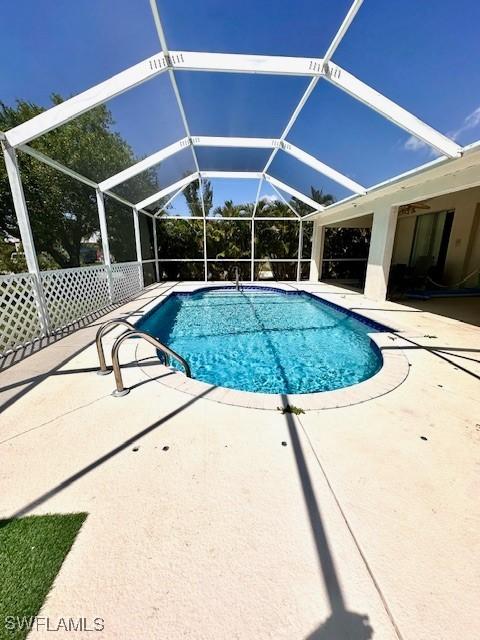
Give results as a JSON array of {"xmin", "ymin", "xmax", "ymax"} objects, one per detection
[{"xmin": 0, "ymin": 261, "xmax": 143, "ymax": 356}]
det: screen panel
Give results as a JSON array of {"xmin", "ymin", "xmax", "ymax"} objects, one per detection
[
  {"xmin": 206, "ymin": 219, "xmax": 251, "ymax": 259},
  {"xmin": 197, "ymin": 147, "xmax": 271, "ymax": 172},
  {"xmin": 111, "ymin": 147, "xmax": 196, "ymax": 204},
  {"xmin": 1, "ymin": 0, "xmax": 159, "ymax": 110},
  {"xmin": 13, "ymin": 152, "xmax": 100, "ymax": 271},
  {"xmin": 157, "ymin": 0, "xmax": 352, "ymax": 58},
  {"xmin": 156, "ymin": 218, "xmax": 204, "ymax": 259},
  {"xmin": 208, "ymin": 178, "xmax": 260, "ymax": 216},
  {"xmin": 104, "ymin": 195, "xmax": 136, "ymax": 263},
  {"xmin": 268, "ymin": 150, "xmax": 349, "ymax": 211},
  {"xmin": 29, "ymin": 73, "xmax": 187, "ymax": 185},
  {"xmin": 256, "ymin": 181, "xmax": 300, "ymax": 218},
  {"xmin": 176, "ymin": 72, "xmax": 311, "ymax": 138},
  {"xmin": 334, "ymin": 0, "xmax": 480, "ymax": 147},
  {"xmin": 286, "ymin": 80, "xmax": 432, "ymax": 188}
]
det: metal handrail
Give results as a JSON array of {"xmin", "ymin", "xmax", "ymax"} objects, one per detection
[
  {"xmin": 95, "ymin": 319, "xmax": 137, "ymax": 375},
  {"xmin": 111, "ymin": 330, "xmax": 191, "ymax": 397}
]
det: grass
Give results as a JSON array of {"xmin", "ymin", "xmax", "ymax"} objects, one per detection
[
  {"xmin": 0, "ymin": 513, "xmax": 87, "ymax": 640},
  {"xmin": 277, "ymin": 404, "xmax": 305, "ymax": 415}
]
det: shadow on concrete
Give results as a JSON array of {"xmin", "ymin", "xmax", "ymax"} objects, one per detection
[
  {"xmin": 400, "ymin": 296, "xmax": 480, "ymax": 328},
  {"xmin": 382, "ymin": 339, "xmax": 480, "ymax": 381},
  {"xmin": 7, "ymin": 384, "xmax": 215, "ymax": 520},
  {"xmin": 0, "ymin": 284, "xmax": 178, "ymax": 413},
  {"xmin": 280, "ymin": 396, "xmax": 375, "ymax": 640},
  {"xmin": 0, "ymin": 357, "xmax": 164, "ymax": 395}
]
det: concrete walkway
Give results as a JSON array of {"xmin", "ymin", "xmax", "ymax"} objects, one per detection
[{"xmin": 0, "ymin": 282, "xmax": 478, "ymax": 640}]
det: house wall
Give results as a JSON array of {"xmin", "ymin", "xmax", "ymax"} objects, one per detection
[{"xmin": 391, "ymin": 186, "xmax": 480, "ymax": 286}]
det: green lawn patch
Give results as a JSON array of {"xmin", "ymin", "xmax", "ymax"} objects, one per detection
[{"xmin": 0, "ymin": 513, "xmax": 87, "ymax": 640}]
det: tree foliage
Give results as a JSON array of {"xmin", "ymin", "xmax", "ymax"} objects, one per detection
[{"xmin": 0, "ymin": 96, "xmax": 157, "ymax": 270}]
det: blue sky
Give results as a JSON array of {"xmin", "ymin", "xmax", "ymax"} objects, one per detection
[{"xmin": 2, "ymin": 0, "xmax": 480, "ymax": 208}]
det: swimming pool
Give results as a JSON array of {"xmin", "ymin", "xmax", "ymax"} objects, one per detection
[{"xmin": 136, "ymin": 287, "xmax": 387, "ymax": 395}]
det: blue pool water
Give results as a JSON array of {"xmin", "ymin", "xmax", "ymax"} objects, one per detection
[{"xmin": 137, "ymin": 288, "xmax": 385, "ymax": 394}]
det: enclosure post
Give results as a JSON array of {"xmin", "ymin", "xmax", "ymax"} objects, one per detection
[
  {"xmin": 132, "ymin": 207, "xmax": 145, "ymax": 289},
  {"xmin": 309, "ymin": 221, "xmax": 325, "ymax": 281},
  {"xmin": 296, "ymin": 219, "xmax": 304, "ymax": 281},
  {"xmin": 153, "ymin": 217, "xmax": 160, "ymax": 282},
  {"xmin": 251, "ymin": 219, "xmax": 255, "ymax": 282},
  {"xmin": 2, "ymin": 141, "xmax": 51, "ymax": 335},
  {"xmin": 203, "ymin": 218, "xmax": 208, "ymax": 282},
  {"xmin": 95, "ymin": 188, "xmax": 114, "ymax": 302},
  {"xmin": 364, "ymin": 204, "xmax": 398, "ymax": 301}
]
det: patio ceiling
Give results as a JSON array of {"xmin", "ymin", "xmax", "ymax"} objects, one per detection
[{"xmin": 2, "ymin": 0, "xmax": 477, "ymax": 220}]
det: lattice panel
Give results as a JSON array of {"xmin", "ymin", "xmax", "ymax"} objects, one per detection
[
  {"xmin": 0, "ymin": 272, "xmax": 42, "ymax": 355},
  {"xmin": 41, "ymin": 265, "xmax": 111, "ymax": 330},
  {"xmin": 111, "ymin": 262, "xmax": 143, "ymax": 302}
]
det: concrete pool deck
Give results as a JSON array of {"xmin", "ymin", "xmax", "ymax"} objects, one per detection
[{"xmin": 0, "ymin": 282, "xmax": 478, "ymax": 639}]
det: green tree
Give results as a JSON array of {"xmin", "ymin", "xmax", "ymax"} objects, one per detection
[
  {"xmin": 0, "ymin": 96, "xmax": 157, "ymax": 271},
  {"xmin": 182, "ymin": 179, "xmax": 213, "ymax": 217}
]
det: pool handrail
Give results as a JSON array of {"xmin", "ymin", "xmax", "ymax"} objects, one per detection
[
  {"xmin": 95, "ymin": 319, "xmax": 137, "ymax": 375},
  {"xmin": 111, "ymin": 330, "xmax": 191, "ymax": 397}
]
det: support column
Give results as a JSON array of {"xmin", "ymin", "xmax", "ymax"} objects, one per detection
[
  {"xmin": 364, "ymin": 204, "xmax": 398, "ymax": 301},
  {"xmin": 132, "ymin": 207, "xmax": 145, "ymax": 289},
  {"xmin": 309, "ymin": 221, "xmax": 325, "ymax": 281},
  {"xmin": 251, "ymin": 219, "xmax": 255, "ymax": 282},
  {"xmin": 2, "ymin": 141, "xmax": 50, "ymax": 335},
  {"xmin": 296, "ymin": 219, "xmax": 304, "ymax": 281},
  {"xmin": 152, "ymin": 217, "xmax": 160, "ymax": 282},
  {"xmin": 95, "ymin": 189, "xmax": 114, "ymax": 301},
  {"xmin": 203, "ymin": 218, "xmax": 208, "ymax": 282}
]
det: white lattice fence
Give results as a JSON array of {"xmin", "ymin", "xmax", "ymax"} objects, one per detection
[
  {"xmin": 40, "ymin": 265, "xmax": 111, "ymax": 330},
  {"xmin": 111, "ymin": 262, "xmax": 143, "ymax": 302},
  {"xmin": 0, "ymin": 272, "xmax": 43, "ymax": 354},
  {"xmin": 1, "ymin": 262, "xmax": 145, "ymax": 356}
]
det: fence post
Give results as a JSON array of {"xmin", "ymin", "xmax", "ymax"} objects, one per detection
[
  {"xmin": 95, "ymin": 188, "xmax": 114, "ymax": 302},
  {"xmin": 1, "ymin": 140, "xmax": 51, "ymax": 335},
  {"xmin": 132, "ymin": 207, "xmax": 145, "ymax": 290}
]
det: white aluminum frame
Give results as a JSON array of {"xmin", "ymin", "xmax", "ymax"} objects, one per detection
[{"xmin": 2, "ymin": 0, "xmax": 472, "ymax": 298}]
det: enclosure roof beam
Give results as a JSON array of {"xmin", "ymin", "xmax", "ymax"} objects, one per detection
[
  {"xmin": 99, "ymin": 138, "xmax": 190, "ymax": 192},
  {"xmin": 149, "ymin": 0, "xmax": 202, "ymax": 178},
  {"xmin": 4, "ymin": 55, "xmax": 460, "ymax": 162},
  {"xmin": 116, "ymin": 135, "xmax": 364, "ymax": 194},
  {"xmin": 325, "ymin": 63, "xmax": 462, "ymax": 158},
  {"xmin": 193, "ymin": 136, "xmax": 274, "ymax": 149},
  {"xmin": 200, "ymin": 171, "xmax": 263, "ymax": 180},
  {"xmin": 136, "ymin": 172, "xmax": 199, "ymax": 209},
  {"xmin": 264, "ymin": 174, "xmax": 324, "ymax": 210},
  {"xmin": 323, "ymin": 0, "xmax": 364, "ymax": 66},
  {"xmin": 168, "ymin": 51, "xmax": 325, "ymax": 76},
  {"xmin": 261, "ymin": 1, "xmax": 364, "ymax": 177},
  {"xmin": 5, "ymin": 52, "xmax": 169, "ymax": 148}
]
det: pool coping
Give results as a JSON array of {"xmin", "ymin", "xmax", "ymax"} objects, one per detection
[{"xmin": 123, "ymin": 283, "xmax": 410, "ymax": 411}]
